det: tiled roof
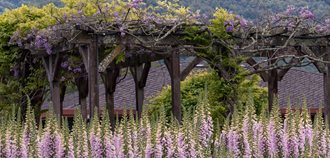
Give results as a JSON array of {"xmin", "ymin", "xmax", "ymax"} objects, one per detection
[{"xmin": 277, "ymin": 68, "xmax": 323, "ymax": 109}]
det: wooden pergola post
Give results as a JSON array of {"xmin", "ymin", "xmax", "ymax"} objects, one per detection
[
  {"xmin": 268, "ymin": 68, "xmax": 278, "ymax": 112},
  {"xmin": 75, "ymin": 76, "xmax": 89, "ymax": 120},
  {"xmin": 88, "ymin": 37, "xmax": 99, "ymax": 119},
  {"xmin": 323, "ymin": 46, "xmax": 330, "ymax": 126},
  {"xmin": 78, "ymin": 45, "xmax": 89, "ymax": 120},
  {"xmin": 41, "ymin": 53, "xmax": 62, "ymax": 118},
  {"xmin": 165, "ymin": 51, "xmax": 182, "ymax": 123},
  {"xmin": 101, "ymin": 66, "xmax": 120, "ymax": 130},
  {"xmin": 130, "ymin": 62, "xmax": 151, "ymax": 118}
]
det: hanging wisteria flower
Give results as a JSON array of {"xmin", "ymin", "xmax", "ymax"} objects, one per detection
[
  {"xmin": 325, "ymin": 19, "xmax": 330, "ymax": 29},
  {"xmin": 224, "ymin": 20, "xmax": 235, "ymax": 32},
  {"xmin": 299, "ymin": 7, "xmax": 314, "ymax": 19},
  {"xmin": 285, "ymin": 5, "xmax": 295, "ymax": 15}
]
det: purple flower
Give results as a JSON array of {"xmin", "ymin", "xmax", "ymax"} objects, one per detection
[
  {"xmin": 227, "ymin": 129, "xmax": 240, "ymax": 157},
  {"xmin": 61, "ymin": 61, "xmax": 69, "ymax": 69},
  {"xmin": 225, "ymin": 20, "xmax": 235, "ymax": 32},
  {"xmin": 164, "ymin": 131, "xmax": 174, "ymax": 158},
  {"xmin": 104, "ymin": 132, "xmax": 115, "ymax": 158},
  {"xmin": 267, "ymin": 121, "xmax": 277, "ymax": 157},
  {"xmin": 242, "ymin": 118, "xmax": 251, "ymax": 158},
  {"xmin": 89, "ymin": 131, "xmax": 103, "ymax": 158},
  {"xmin": 325, "ymin": 19, "xmax": 330, "ymax": 29},
  {"xmin": 175, "ymin": 132, "xmax": 187, "ymax": 158},
  {"xmin": 39, "ymin": 131, "xmax": 63, "ymax": 158},
  {"xmin": 113, "ymin": 132, "xmax": 124, "ymax": 158},
  {"xmin": 299, "ymin": 8, "xmax": 314, "ymax": 19},
  {"xmin": 281, "ymin": 123, "xmax": 289, "ymax": 158},
  {"xmin": 5, "ymin": 130, "xmax": 18, "ymax": 158},
  {"xmin": 73, "ymin": 67, "xmax": 82, "ymax": 73},
  {"xmin": 285, "ymin": 6, "xmax": 295, "ymax": 15},
  {"xmin": 200, "ymin": 112, "xmax": 213, "ymax": 147},
  {"xmin": 315, "ymin": 25, "xmax": 326, "ymax": 33},
  {"xmin": 240, "ymin": 18, "xmax": 248, "ymax": 28},
  {"xmin": 128, "ymin": 0, "xmax": 142, "ymax": 9},
  {"xmin": 253, "ymin": 121, "xmax": 264, "ymax": 157}
]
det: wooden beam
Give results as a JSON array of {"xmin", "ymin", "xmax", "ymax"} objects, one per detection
[
  {"xmin": 98, "ymin": 45, "xmax": 123, "ymax": 73},
  {"xmin": 246, "ymin": 57, "xmax": 269, "ymax": 81},
  {"xmin": 164, "ymin": 58, "xmax": 172, "ymax": 78},
  {"xmin": 299, "ymin": 45, "xmax": 326, "ymax": 73},
  {"xmin": 101, "ymin": 67, "xmax": 120, "ymax": 130},
  {"xmin": 88, "ymin": 37, "xmax": 99, "ymax": 119},
  {"xmin": 166, "ymin": 52, "xmax": 182, "ymax": 123},
  {"xmin": 139, "ymin": 62, "xmax": 151, "ymax": 87},
  {"xmin": 130, "ymin": 62, "xmax": 151, "ymax": 118},
  {"xmin": 78, "ymin": 45, "xmax": 89, "ymax": 72},
  {"xmin": 180, "ymin": 57, "xmax": 202, "ymax": 81}
]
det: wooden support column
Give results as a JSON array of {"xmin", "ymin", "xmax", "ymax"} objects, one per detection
[
  {"xmin": 88, "ymin": 37, "xmax": 99, "ymax": 119},
  {"xmin": 268, "ymin": 69, "xmax": 278, "ymax": 112},
  {"xmin": 267, "ymin": 54, "xmax": 279, "ymax": 112},
  {"xmin": 75, "ymin": 76, "xmax": 88, "ymax": 120},
  {"xmin": 130, "ymin": 62, "xmax": 151, "ymax": 118},
  {"xmin": 101, "ymin": 67, "xmax": 120, "ymax": 130},
  {"xmin": 323, "ymin": 46, "xmax": 330, "ymax": 126},
  {"xmin": 165, "ymin": 52, "xmax": 182, "ymax": 123},
  {"xmin": 41, "ymin": 53, "xmax": 62, "ymax": 118},
  {"xmin": 60, "ymin": 83, "xmax": 66, "ymax": 115}
]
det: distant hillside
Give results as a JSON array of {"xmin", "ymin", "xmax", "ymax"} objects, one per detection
[
  {"xmin": 0, "ymin": 0, "xmax": 329, "ymax": 19},
  {"xmin": 180, "ymin": 0, "xmax": 330, "ymax": 19}
]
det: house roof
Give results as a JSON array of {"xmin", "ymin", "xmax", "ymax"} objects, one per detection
[{"xmin": 277, "ymin": 68, "xmax": 323, "ymax": 109}]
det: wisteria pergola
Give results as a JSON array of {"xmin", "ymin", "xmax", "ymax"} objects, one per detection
[
  {"xmin": 20, "ymin": 21, "xmax": 207, "ymax": 126},
  {"xmin": 12, "ymin": 3, "xmax": 330, "ymax": 126}
]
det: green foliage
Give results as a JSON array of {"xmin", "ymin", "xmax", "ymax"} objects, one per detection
[{"xmin": 147, "ymin": 70, "xmax": 267, "ymax": 127}]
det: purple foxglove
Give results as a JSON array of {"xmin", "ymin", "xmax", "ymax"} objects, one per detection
[
  {"xmin": 89, "ymin": 132, "xmax": 103, "ymax": 158},
  {"xmin": 154, "ymin": 125, "xmax": 163, "ymax": 158},
  {"xmin": 5, "ymin": 130, "xmax": 18, "ymax": 158},
  {"xmin": 113, "ymin": 132, "xmax": 124, "ymax": 158},
  {"xmin": 175, "ymin": 131, "xmax": 187, "ymax": 158},
  {"xmin": 242, "ymin": 118, "xmax": 251, "ymax": 158},
  {"xmin": 227, "ymin": 129, "xmax": 240, "ymax": 157},
  {"xmin": 252, "ymin": 121, "xmax": 264, "ymax": 157},
  {"xmin": 164, "ymin": 130, "xmax": 174, "ymax": 158},
  {"xmin": 267, "ymin": 120, "xmax": 277, "ymax": 157}
]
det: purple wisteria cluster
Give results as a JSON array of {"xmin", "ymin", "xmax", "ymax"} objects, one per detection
[
  {"xmin": 224, "ymin": 15, "xmax": 249, "ymax": 33},
  {"xmin": 1, "ymin": 102, "xmax": 330, "ymax": 158}
]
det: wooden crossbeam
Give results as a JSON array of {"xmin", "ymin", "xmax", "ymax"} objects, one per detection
[
  {"xmin": 180, "ymin": 57, "xmax": 202, "ymax": 81},
  {"xmin": 246, "ymin": 57, "xmax": 269, "ymax": 81}
]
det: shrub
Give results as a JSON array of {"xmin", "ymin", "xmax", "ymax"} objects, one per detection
[{"xmin": 146, "ymin": 70, "xmax": 268, "ymax": 127}]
